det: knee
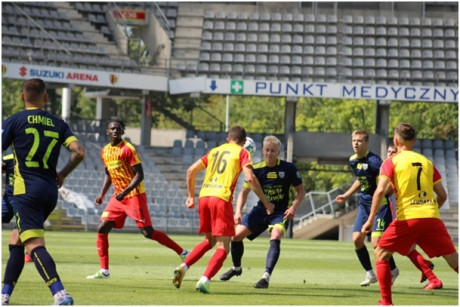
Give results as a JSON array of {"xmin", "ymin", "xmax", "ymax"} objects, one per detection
[
  {"xmin": 141, "ymin": 227, "xmax": 154, "ymax": 238},
  {"xmin": 97, "ymin": 221, "xmax": 114, "ymax": 234},
  {"xmin": 374, "ymin": 246, "xmax": 391, "ymax": 261}
]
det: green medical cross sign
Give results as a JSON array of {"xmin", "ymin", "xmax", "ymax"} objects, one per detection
[{"xmin": 230, "ymin": 80, "xmax": 244, "ymax": 94}]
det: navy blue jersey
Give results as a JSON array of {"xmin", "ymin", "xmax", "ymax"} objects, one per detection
[
  {"xmin": 244, "ymin": 159, "xmax": 303, "ymax": 213},
  {"xmin": 349, "ymin": 150, "xmax": 382, "ymax": 207},
  {"xmin": 2, "ymin": 108, "xmax": 78, "ymax": 196}
]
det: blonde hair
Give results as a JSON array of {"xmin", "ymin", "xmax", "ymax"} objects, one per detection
[{"xmin": 263, "ymin": 135, "xmax": 281, "ymax": 150}]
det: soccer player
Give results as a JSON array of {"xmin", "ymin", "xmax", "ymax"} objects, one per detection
[
  {"xmin": 362, "ymin": 122, "xmax": 458, "ymax": 305},
  {"xmin": 219, "ymin": 135, "xmax": 305, "ymax": 288},
  {"xmin": 2, "ymin": 78, "xmax": 85, "ymax": 305},
  {"xmin": 86, "ymin": 120, "xmax": 188, "ymax": 279},
  {"xmin": 335, "ymin": 130, "xmax": 398, "ymax": 286},
  {"xmin": 172, "ymin": 126, "xmax": 275, "ymax": 293},
  {"xmin": 385, "ymin": 143, "xmax": 438, "ymax": 287}
]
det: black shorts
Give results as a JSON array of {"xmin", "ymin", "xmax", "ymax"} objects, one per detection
[{"xmin": 11, "ymin": 188, "xmax": 57, "ymax": 242}]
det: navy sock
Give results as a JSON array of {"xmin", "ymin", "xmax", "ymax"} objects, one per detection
[
  {"xmin": 30, "ymin": 246, "xmax": 63, "ymax": 295},
  {"xmin": 231, "ymin": 240, "xmax": 244, "ymax": 268},
  {"xmin": 389, "ymin": 256, "xmax": 396, "ymax": 270},
  {"xmin": 265, "ymin": 240, "xmax": 281, "ymax": 275},
  {"xmin": 356, "ymin": 246, "xmax": 373, "ymax": 271},
  {"xmin": 2, "ymin": 245, "xmax": 25, "ymax": 295}
]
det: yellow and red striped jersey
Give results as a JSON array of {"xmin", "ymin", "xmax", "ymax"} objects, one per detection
[
  {"xmin": 199, "ymin": 143, "xmax": 251, "ymax": 202},
  {"xmin": 101, "ymin": 139, "xmax": 145, "ymax": 197},
  {"xmin": 380, "ymin": 150, "xmax": 442, "ymax": 221}
]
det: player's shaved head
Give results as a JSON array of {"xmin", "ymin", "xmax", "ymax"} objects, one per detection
[
  {"xmin": 22, "ymin": 78, "xmax": 46, "ymax": 104},
  {"xmin": 228, "ymin": 126, "xmax": 247, "ymax": 144}
]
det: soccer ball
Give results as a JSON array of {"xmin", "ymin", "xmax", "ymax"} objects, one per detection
[{"xmin": 244, "ymin": 137, "xmax": 256, "ymax": 156}]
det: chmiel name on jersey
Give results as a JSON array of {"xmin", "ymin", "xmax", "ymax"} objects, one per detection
[{"xmin": 27, "ymin": 115, "xmax": 55, "ymax": 127}]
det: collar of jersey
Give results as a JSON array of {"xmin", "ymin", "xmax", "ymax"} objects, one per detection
[{"xmin": 257, "ymin": 158, "xmax": 280, "ymax": 168}]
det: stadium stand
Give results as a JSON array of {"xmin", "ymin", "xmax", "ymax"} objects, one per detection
[{"xmin": 2, "ymin": 2, "xmax": 457, "ymax": 240}]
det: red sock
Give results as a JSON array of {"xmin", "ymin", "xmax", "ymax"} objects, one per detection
[
  {"xmin": 376, "ymin": 260, "xmax": 393, "ymax": 305},
  {"xmin": 184, "ymin": 240, "xmax": 213, "ymax": 268},
  {"xmin": 97, "ymin": 233, "xmax": 109, "ymax": 270},
  {"xmin": 407, "ymin": 249, "xmax": 436, "ymax": 281},
  {"xmin": 203, "ymin": 248, "xmax": 227, "ymax": 280},
  {"xmin": 151, "ymin": 230, "xmax": 183, "ymax": 255}
]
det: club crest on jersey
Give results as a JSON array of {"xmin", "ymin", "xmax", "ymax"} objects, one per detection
[
  {"xmin": 279, "ymin": 171, "xmax": 285, "ymax": 178},
  {"xmin": 358, "ymin": 163, "xmax": 368, "ymax": 170}
]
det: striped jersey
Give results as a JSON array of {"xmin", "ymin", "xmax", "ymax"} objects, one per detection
[
  {"xmin": 2, "ymin": 108, "xmax": 78, "ymax": 195},
  {"xmin": 380, "ymin": 150, "xmax": 442, "ymax": 220},
  {"xmin": 199, "ymin": 142, "xmax": 251, "ymax": 202},
  {"xmin": 101, "ymin": 139, "xmax": 145, "ymax": 197}
]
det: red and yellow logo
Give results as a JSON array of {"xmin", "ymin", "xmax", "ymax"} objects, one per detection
[{"xmin": 110, "ymin": 74, "xmax": 118, "ymax": 85}]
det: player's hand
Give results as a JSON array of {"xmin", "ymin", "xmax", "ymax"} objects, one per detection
[
  {"xmin": 234, "ymin": 212, "xmax": 242, "ymax": 224},
  {"xmin": 335, "ymin": 195, "xmax": 346, "ymax": 205},
  {"xmin": 95, "ymin": 195, "xmax": 104, "ymax": 206},
  {"xmin": 56, "ymin": 172, "xmax": 65, "ymax": 188},
  {"xmin": 265, "ymin": 202, "xmax": 275, "ymax": 215},
  {"xmin": 361, "ymin": 220, "xmax": 372, "ymax": 235},
  {"xmin": 185, "ymin": 196, "xmax": 195, "ymax": 209},
  {"xmin": 115, "ymin": 191, "xmax": 126, "ymax": 201},
  {"xmin": 284, "ymin": 207, "xmax": 296, "ymax": 220}
]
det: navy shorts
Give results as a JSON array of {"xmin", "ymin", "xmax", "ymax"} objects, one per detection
[
  {"xmin": 241, "ymin": 205, "xmax": 289, "ymax": 241},
  {"xmin": 12, "ymin": 188, "xmax": 57, "ymax": 242},
  {"xmin": 353, "ymin": 204, "xmax": 393, "ymax": 237},
  {"xmin": 2, "ymin": 194, "xmax": 14, "ymax": 223}
]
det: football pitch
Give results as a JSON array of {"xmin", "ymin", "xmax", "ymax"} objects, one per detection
[{"xmin": 1, "ymin": 230, "xmax": 458, "ymax": 305}]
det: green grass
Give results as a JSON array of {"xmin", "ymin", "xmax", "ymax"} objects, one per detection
[{"xmin": 2, "ymin": 230, "xmax": 458, "ymax": 305}]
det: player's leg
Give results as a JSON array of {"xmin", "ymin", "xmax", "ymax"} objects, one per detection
[
  {"xmin": 372, "ymin": 205, "xmax": 398, "ymax": 285},
  {"xmin": 1, "ymin": 229, "xmax": 24, "ymax": 305},
  {"xmin": 136, "ymin": 194, "xmax": 188, "ymax": 259},
  {"xmin": 221, "ymin": 205, "xmax": 268, "ymax": 281},
  {"xmin": 141, "ymin": 226, "xmax": 187, "ymax": 258},
  {"xmin": 353, "ymin": 206, "xmax": 376, "ymax": 285},
  {"xmin": 25, "ymin": 237, "xmax": 73, "ymax": 305},
  {"xmin": 406, "ymin": 247, "xmax": 436, "ymax": 283},
  {"xmin": 219, "ymin": 224, "xmax": 252, "ymax": 281},
  {"xmin": 196, "ymin": 197, "xmax": 235, "ymax": 293},
  {"xmin": 374, "ymin": 246, "xmax": 394, "ymax": 305},
  {"xmin": 173, "ymin": 197, "xmax": 214, "ymax": 289},
  {"xmin": 254, "ymin": 216, "xmax": 287, "ymax": 289},
  {"xmin": 416, "ymin": 218, "xmax": 458, "ymax": 289},
  {"xmin": 87, "ymin": 220, "xmax": 114, "ymax": 279},
  {"xmin": 196, "ymin": 235, "xmax": 231, "ymax": 293},
  {"xmin": 443, "ymin": 252, "xmax": 459, "ymax": 272}
]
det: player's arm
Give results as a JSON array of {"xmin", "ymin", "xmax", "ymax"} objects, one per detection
[
  {"xmin": 116, "ymin": 163, "xmax": 143, "ymax": 201},
  {"xmin": 57, "ymin": 140, "xmax": 85, "ymax": 188},
  {"xmin": 335, "ymin": 178, "xmax": 360, "ymax": 204},
  {"xmin": 284, "ymin": 184, "xmax": 306, "ymax": 220},
  {"xmin": 433, "ymin": 181, "xmax": 447, "ymax": 209},
  {"xmin": 95, "ymin": 168, "xmax": 112, "ymax": 205},
  {"xmin": 185, "ymin": 159, "xmax": 206, "ymax": 209},
  {"xmin": 235, "ymin": 186, "xmax": 251, "ymax": 224},
  {"xmin": 362, "ymin": 175, "xmax": 390, "ymax": 234},
  {"xmin": 243, "ymin": 165, "xmax": 275, "ymax": 214}
]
